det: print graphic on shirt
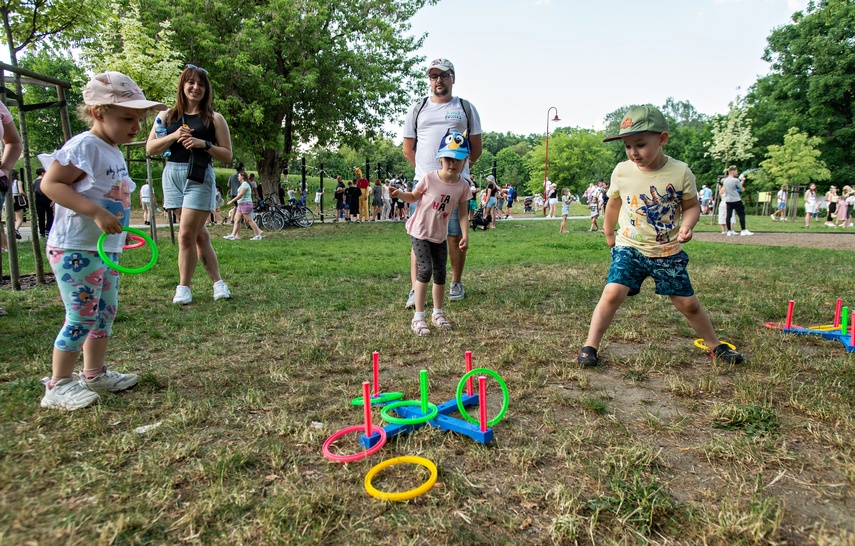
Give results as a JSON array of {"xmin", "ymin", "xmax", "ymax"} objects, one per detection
[
  {"xmin": 631, "ymin": 184, "xmax": 683, "ymax": 243},
  {"xmin": 433, "ymin": 194, "xmax": 452, "ymax": 219},
  {"xmin": 102, "ymin": 177, "xmax": 134, "ymax": 226},
  {"xmin": 105, "ymin": 162, "xmax": 128, "ymax": 180},
  {"xmin": 445, "ymin": 111, "xmax": 463, "ymax": 121}
]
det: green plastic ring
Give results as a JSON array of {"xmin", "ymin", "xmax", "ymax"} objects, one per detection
[
  {"xmin": 455, "ymin": 368, "xmax": 509, "ymax": 426},
  {"xmin": 380, "ymin": 400, "xmax": 439, "ymax": 425},
  {"xmin": 97, "ymin": 226, "xmax": 158, "ymax": 274},
  {"xmin": 350, "ymin": 392, "xmax": 404, "ymax": 406}
]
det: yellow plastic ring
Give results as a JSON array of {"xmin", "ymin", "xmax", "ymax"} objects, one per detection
[
  {"xmin": 364, "ymin": 456, "xmax": 438, "ymax": 502},
  {"xmin": 694, "ymin": 338, "xmax": 736, "ymax": 352},
  {"xmin": 807, "ymin": 324, "xmax": 837, "ymax": 332}
]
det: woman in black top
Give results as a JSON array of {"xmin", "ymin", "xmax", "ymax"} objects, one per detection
[{"xmin": 146, "ymin": 64, "xmax": 233, "ymax": 305}]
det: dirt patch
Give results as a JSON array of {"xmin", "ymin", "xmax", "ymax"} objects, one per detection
[
  {"xmin": 693, "ymin": 230, "xmax": 853, "ymax": 250},
  {"xmin": 0, "ymin": 273, "xmax": 55, "ymax": 290}
]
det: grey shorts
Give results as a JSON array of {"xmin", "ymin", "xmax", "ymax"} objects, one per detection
[{"xmin": 162, "ymin": 161, "xmax": 216, "ymax": 211}]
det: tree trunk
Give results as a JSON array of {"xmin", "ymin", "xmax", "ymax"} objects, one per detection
[
  {"xmin": 257, "ymin": 148, "xmax": 281, "ymax": 204},
  {"xmin": 14, "ymin": 71, "xmax": 47, "ymax": 285}
]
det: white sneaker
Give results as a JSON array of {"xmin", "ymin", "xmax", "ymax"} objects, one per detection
[
  {"xmin": 78, "ymin": 365, "xmax": 138, "ymax": 393},
  {"xmin": 825, "ymin": 222, "xmax": 835, "ymax": 227},
  {"xmin": 213, "ymin": 280, "xmax": 231, "ymax": 301},
  {"xmin": 405, "ymin": 289, "xmax": 415, "ymax": 309},
  {"xmin": 726, "ymin": 230, "xmax": 737, "ymax": 236},
  {"xmin": 251, "ymin": 234, "xmax": 263, "ymax": 241},
  {"xmin": 40, "ymin": 377, "xmax": 100, "ymax": 410},
  {"xmin": 740, "ymin": 229, "xmax": 754, "ymax": 236},
  {"xmin": 770, "ymin": 214, "xmax": 776, "ymax": 221},
  {"xmin": 449, "ymin": 282, "xmax": 465, "ymax": 301},
  {"xmin": 223, "ymin": 234, "xmax": 238, "ymax": 240},
  {"xmin": 173, "ymin": 285, "xmax": 192, "ymax": 305}
]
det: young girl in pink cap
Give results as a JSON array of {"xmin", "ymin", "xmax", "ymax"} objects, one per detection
[{"xmin": 38, "ymin": 72, "xmax": 166, "ymax": 410}]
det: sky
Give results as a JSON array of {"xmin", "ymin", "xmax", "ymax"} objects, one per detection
[{"xmin": 389, "ymin": 0, "xmax": 808, "ymax": 141}]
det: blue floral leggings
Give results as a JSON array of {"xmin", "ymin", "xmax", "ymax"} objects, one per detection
[{"xmin": 47, "ymin": 246, "xmax": 120, "ymax": 352}]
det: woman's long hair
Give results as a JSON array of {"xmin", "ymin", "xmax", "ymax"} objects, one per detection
[{"xmin": 167, "ymin": 66, "xmax": 214, "ymax": 128}]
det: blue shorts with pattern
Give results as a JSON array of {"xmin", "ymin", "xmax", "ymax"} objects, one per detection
[{"xmin": 606, "ymin": 246, "xmax": 694, "ymax": 297}]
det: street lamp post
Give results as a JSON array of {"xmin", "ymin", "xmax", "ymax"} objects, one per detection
[{"xmin": 544, "ymin": 107, "xmax": 560, "ymax": 213}]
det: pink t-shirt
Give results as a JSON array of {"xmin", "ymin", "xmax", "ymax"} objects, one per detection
[
  {"xmin": 406, "ymin": 170, "xmax": 471, "ymax": 243},
  {"xmin": 0, "ymin": 103, "xmax": 13, "ymax": 177}
]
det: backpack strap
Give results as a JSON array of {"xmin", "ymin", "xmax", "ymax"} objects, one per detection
[
  {"xmin": 459, "ymin": 98, "xmax": 472, "ymax": 136},
  {"xmin": 410, "ymin": 97, "xmax": 430, "ymax": 151},
  {"xmin": 411, "ymin": 96, "xmax": 472, "ymax": 151}
]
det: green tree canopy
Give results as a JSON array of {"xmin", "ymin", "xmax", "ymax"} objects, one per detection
[
  {"xmin": 495, "ymin": 147, "xmax": 529, "ymax": 189},
  {"xmin": 526, "ymin": 127, "xmax": 613, "ymax": 196},
  {"xmin": 127, "ymin": 0, "xmax": 435, "ymax": 200},
  {"xmin": 18, "ymin": 49, "xmax": 88, "ymax": 154},
  {"xmin": 757, "ymin": 127, "xmax": 831, "ymax": 191},
  {"xmin": 705, "ymin": 97, "xmax": 757, "ymax": 173},
  {"xmin": 748, "ymin": 0, "xmax": 855, "ymax": 185}
]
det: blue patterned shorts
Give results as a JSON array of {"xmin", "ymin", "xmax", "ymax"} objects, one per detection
[{"xmin": 606, "ymin": 246, "xmax": 694, "ymax": 297}]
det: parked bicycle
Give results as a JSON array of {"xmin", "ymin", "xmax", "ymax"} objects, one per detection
[{"xmin": 258, "ymin": 200, "xmax": 315, "ymax": 230}]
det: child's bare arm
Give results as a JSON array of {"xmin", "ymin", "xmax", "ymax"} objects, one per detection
[
  {"xmin": 389, "ymin": 185, "xmax": 421, "ymax": 203},
  {"xmin": 602, "ymin": 197, "xmax": 621, "ymax": 247},
  {"xmin": 678, "ymin": 196, "xmax": 701, "ymax": 243}
]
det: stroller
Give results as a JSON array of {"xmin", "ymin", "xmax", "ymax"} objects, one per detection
[
  {"xmin": 523, "ymin": 196, "xmax": 533, "ymax": 213},
  {"xmin": 471, "ymin": 206, "xmax": 492, "ymax": 230}
]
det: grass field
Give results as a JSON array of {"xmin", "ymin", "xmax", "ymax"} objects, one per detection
[{"xmin": 1, "ymin": 216, "xmax": 853, "ymax": 545}]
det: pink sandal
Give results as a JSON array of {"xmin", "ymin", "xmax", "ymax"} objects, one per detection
[
  {"xmin": 431, "ymin": 313, "xmax": 452, "ymax": 330},
  {"xmin": 411, "ymin": 318, "xmax": 431, "ymax": 336}
]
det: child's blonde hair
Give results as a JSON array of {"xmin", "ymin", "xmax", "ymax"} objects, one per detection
[
  {"xmin": 562, "ymin": 187, "xmax": 569, "ymax": 195},
  {"xmin": 76, "ymin": 103, "xmax": 113, "ymax": 127}
]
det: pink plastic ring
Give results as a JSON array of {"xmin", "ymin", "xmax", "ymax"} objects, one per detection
[
  {"xmin": 123, "ymin": 235, "xmax": 146, "ymax": 250},
  {"xmin": 322, "ymin": 424, "xmax": 387, "ymax": 463}
]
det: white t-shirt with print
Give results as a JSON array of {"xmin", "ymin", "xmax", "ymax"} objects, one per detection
[
  {"xmin": 140, "ymin": 183, "xmax": 152, "ymax": 203},
  {"xmin": 39, "ymin": 131, "xmax": 135, "ymax": 253},
  {"xmin": 403, "ymin": 97, "xmax": 482, "ymax": 181}
]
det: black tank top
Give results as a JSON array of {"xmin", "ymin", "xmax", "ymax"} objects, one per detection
[{"xmin": 166, "ymin": 113, "xmax": 217, "ymax": 163}]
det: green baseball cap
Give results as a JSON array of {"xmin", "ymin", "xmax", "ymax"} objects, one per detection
[{"xmin": 603, "ymin": 105, "xmax": 668, "ymax": 142}]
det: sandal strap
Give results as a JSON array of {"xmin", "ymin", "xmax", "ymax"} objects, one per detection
[
  {"xmin": 431, "ymin": 313, "xmax": 452, "ymax": 330},
  {"xmin": 411, "ymin": 319, "xmax": 430, "ymax": 336}
]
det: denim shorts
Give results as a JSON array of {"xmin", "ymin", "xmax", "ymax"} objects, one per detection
[
  {"xmin": 448, "ymin": 204, "xmax": 461, "ymax": 237},
  {"xmin": 162, "ymin": 161, "xmax": 216, "ymax": 211},
  {"xmin": 606, "ymin": 246, "xmax": 694, "ymax": 297},
  {"xmin": 486, "ymin": 196, "xmax": 497, "ymax": 209}
]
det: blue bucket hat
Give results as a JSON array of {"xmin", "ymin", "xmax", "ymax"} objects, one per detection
[{"xmin": 436, "ymin": 130, "xmax": 470, "ymax": 160}]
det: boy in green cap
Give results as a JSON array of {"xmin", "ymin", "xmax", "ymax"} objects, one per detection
[{"xmin": 577, "ymin": 105, "xmax": 743, "ymax": 367}]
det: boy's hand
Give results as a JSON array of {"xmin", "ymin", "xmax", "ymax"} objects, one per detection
[
  {"xmin": 677, "ymin": 225, "xmax": 693, "ymax": 243},
  {"xmin": 93, "ymin": 209, "xmax": 123, "ymax": 235}
]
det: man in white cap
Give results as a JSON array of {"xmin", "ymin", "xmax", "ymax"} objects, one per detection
[{"xmin": 402, "ymin": 58, "xmax": 482, "ymax": 306}]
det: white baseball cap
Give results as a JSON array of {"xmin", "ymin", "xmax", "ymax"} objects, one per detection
[{"xmin": 426, "ymin": 58, "xmax": 455, "ymax": 74}]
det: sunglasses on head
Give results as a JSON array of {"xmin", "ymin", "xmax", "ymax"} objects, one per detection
[{"xmin": 185, "ymin": 64, "xmax": 209, "ymax": 76}]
